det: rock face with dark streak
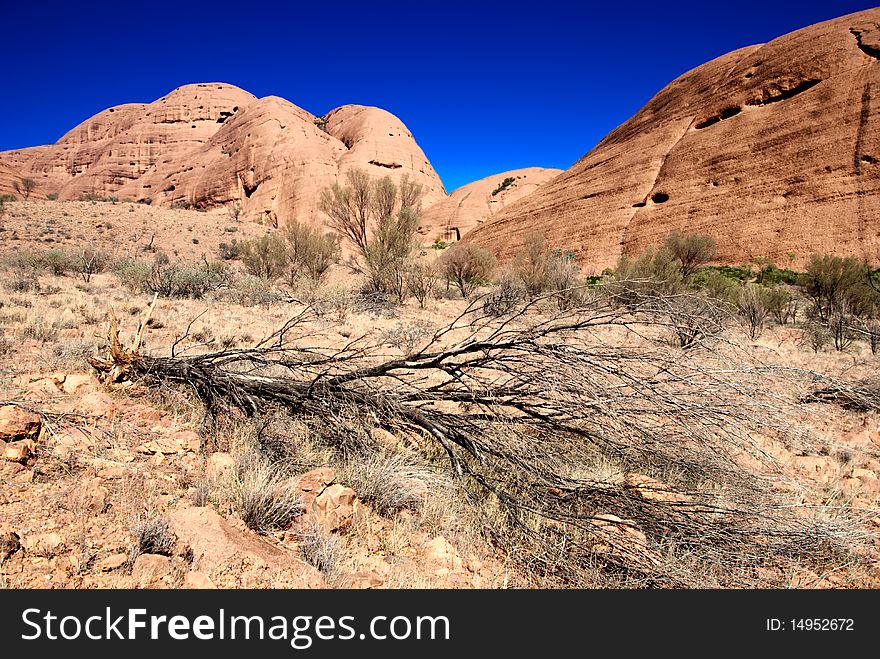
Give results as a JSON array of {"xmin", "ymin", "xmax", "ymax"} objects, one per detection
[
  {"xmin": 467, "ymin": 9, "xmax": 880, "ymax": 271},
  {"xmin": 0, "ymin": 83, "xmax": 446, "ymax": 227},
  {"xmin": 419, "ymin": 167, "xmax": 562, "ymax": 242}
]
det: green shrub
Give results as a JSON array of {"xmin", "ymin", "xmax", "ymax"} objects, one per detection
[
  {"xmin": 239, "ymin": 234, "xmax": 288, "ymax": 280},
  {"xmin": 439, "ymin": 243, "xmax": 496, "ymax": 298},
  {"xmin": 804, "ymin": 254, "xmax": 875, "ymax": 320},
  {"xmin": 663, "ymin": 231, "xmax": 717, "ymax": 280},
  {"xmin": 148, "ymin": 254, "xmax": 231, "ymax": 298},
  {"xmin": 279, "ymin": 220, "xmax": 340, "ymax": 285},
  {"xmin": 115, "ymin": 258, "xmax": 152, "ymax": 293},
  {"xmin": 491, "ymin": 176, "xmax": 516, "ymax": 197}
]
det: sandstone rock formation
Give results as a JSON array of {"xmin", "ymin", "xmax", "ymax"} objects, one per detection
[
  {"xmin": 0, "ymin": 83, "xmax": 446, "ymax": 227},
  {"xmin": 467, "ymin": 8, "xmax": 880, "ymax": 271},
  {"xmin": 419, "ymin": 167, "xmax": 562, "ymax": 241}
]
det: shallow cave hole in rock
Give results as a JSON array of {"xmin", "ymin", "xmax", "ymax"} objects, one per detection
[
  {"xmin": 632, "ymin": 201, "xmax": 647, "ymax": 208},
  {"xmin": 861, "ymin": 154, "xmax": 878, "ymax": 165},
  {"xmin": 243, "ymin": 181, "xmax": 259, "ymax": 199},
  {"xmin": 650, "ymin": 192, "xmax": 669, "ymax": 204}
]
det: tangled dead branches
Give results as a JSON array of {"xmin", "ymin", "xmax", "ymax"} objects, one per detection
[{"xmin": 90, "ymin": 289, "xmax": 870, "ymax": 587}]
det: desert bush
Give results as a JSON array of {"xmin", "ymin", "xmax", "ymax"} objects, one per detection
[
  {"xmin": 667, "ymin": 296, "xmax": 725, "ymax": 349},
  {"xmin": 804, "ymin": 255, "xmax": 875, "ymax": 320},
  {"xmin": 218, "ymin": 239, "xmax": 240, "ymax": 261},
  {"xmin": 225, "ymin": 274, "xmax": 280, "ymax": 308},
  {"xmin": 115, "ymin": 258, "xmax": 153, "ymax": 293},
  {"xmin": 339, "ymin": 451, "xmax": 444, "ymax": 516},
  {"xmin": 17, "ymin": 315, "xmax": 61, "ymax": 342},
  {"xmin": 612, "ymin": 246, "xmax": 684, "ymax": 302},
  {"xmin": 737, "ymin": 284, "xmax": 770, "ymax": 340},
  {"xmin": 404, "ymin": 259, "xmax": 437, "ymax": 308},
  {"xmin": 75, "ymin": 246, "xmax": 110, "ymax": 282},
  {"xmin": 231, "ymin": 456, "xmax": 303, "ymax": 534},
  {"xmin": 483, "ymin": 269, "xmax": 525, "ymax": 316},
  {"xmin": 299, "ymin": 524, "xmax": 343, "ymax": 579},
  {"xmin": 491, "ymin": 176, "xmax": 516, "ymax": 196},
  {"xmin": 695, "ymin": 269, "xmax": 739, "ymax": 305},
  {"xmin": 6, "ymin": 273, "xmax": 40, "ymax": 294},
  {"xmin": 239, "ymin": 234, "xmax": 288, "ymax": 280},
  {"xmin": 148, "ymin": 254, "xmax": 231, "ymax": 299},
  {"xmin": 804, "ymin": 320, "xmax": 831, "ymax": 353},
  {"xmin": 41, "ymin": 249, "xmax": 74, "ymax": 276},
  {"xmin": 279, "ymin": 219, "xmax": 340, "ymax": 285},
  {"xmin": 513, "ymin": 232, "xmax": 552, "ymax": 296},
  {"xmin": 320, "ymin": 169, "xmax": 422, "ymax": 298},
  {"xmin": 764, "ymin": 286, "xmax": 798, "ymax": 325},
  {"xmin": 828, "ymin": 299, "xmax": 856, "ymax": 352},
  {"xmin": 131, "ymin": 515, "xmax": 176, "ymax": 557},
  {"xmin": 13, "ymin": 178, "xmax": 37, "ymax": 201},
  {"xmin": 547, "ymin": 249, "xmax": 586, "ymax": 310},
  {"xmin": 440, "ymin": 243, "xmax": 496, "ymax": 298},
  {"xmin": 663, "ymin": 230, "xmax": 716, "ymax": 280},
  {"xmin": 381, "ymin": 321, "xmax": 434, "ymax": 355}
]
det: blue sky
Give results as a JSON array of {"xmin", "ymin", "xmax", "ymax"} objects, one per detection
[{"xmin": 1, "ymin": 1, "xmax": 876, "ymax": 191}]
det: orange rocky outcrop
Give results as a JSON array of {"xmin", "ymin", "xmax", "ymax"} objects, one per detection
[
  {"xmin": 419, "ymin": 167, "xmax": 562, "ymax": 242},
  {"xmin": 0, "ymin": 83, "xmax": 446, "ymax": 227},
  {"xmin": 467, "ymin": 8, "xmax": 880, "ymax": 271}
]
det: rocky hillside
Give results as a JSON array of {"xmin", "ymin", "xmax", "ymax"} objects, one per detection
[
  {"xmin": 0, "ymin": 83, "xmax": 448, "ymax": 227},
  {"xmin": 418, "ymin": 167, "xmax": 562, "ymax": 242},
  {"xmin": 467, "ymin": 8, "xmax": 880, "ymax": 271}
]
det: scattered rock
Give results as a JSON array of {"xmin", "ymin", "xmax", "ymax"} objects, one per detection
[
  {"xmin": 21, "ymin": 532, "xmax": 64, "ymax": 557},
  {"xmin": 425, "ymin": 536, "xmax": 464, "ymax": 576},
  {"xmin": 295, "ymin": 467, "xmax": 336, "ymax": 509},
  {"xmin": 52, "ymin": 372, "xmax": 95, "ymax": 395},
  {"xmin": 337, "ymin": 571, "xmax": 384, "ymax": 589},
  {"xmin": 96, "ymin": 553, "xmax": 128, "ymax": 572},
  {"xmin": 312, "ymin": 484, "xmax": 358, "ymax": 533},
  {"xmin": 132, "ymin": 554, "xmax": 173, "ymax": 587},
  {"xmin": 792, "ymin": 455, "xmax": 834, "ymax": 485},
  {"xmin": 590, "ymin": 514, "xmax": 661, "ymax": 568},
  {"xmin": 625, "ymin": 473, "xmax": 689, "ymax": 504},
  {"xmin": 73, "ymin": 478, "xmax": 110, "ymax": 514},
  {"xmin": 167, "ymin": 507, "xmax": 325, "ymax": 588},
  {"xmin": 206, "ymin": 452, "xmax": 235, "ymax": 481},
  {"xmin": 4, "ymin": 438, "xmax": 34, "ymax": 463},
  {"xmin": 0, "ymin": 406, "xmax": 41, "ymax": 441},
  {"xmin": 0, "ymin": 531, "xmax": 21, "ymax": 560},
  {"xmin": 183, "ymin": 571, "xmax": 216, "ymax": 589}
]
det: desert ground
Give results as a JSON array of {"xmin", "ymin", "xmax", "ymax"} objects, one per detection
[{"xmin": 1, "ymin": 198, "xmax": 878, "ymax": 590}]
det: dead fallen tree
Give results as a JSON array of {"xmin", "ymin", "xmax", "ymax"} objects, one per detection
[{"xmin": 91, "ymin": 290, "xmax": 868, "ymax": 587}]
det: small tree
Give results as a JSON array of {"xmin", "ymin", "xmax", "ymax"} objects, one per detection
[
  {"xmin": 440, "ymin": 243, "xmax": 496, "ymax": 298},
  {"xmin": 319, "ymin": 169, "xmax": 423, "ymax": 298},
  {"xmin": 240, "ymin": 234, "xmax": 288, "ymax": 280},
  {"xmin": 76, "ymin": 247, "xmax": 109, "ymax": 282},
  {"xmin": 737, "ymin": 284, "xmax": 770, "ymax": 340},
  {"xmin": 663, "ymin": 231, "xmax": 716, "ymax": 280},
  {"xmin": 13, "ymin": 178, "xmax": 37, "ymax": 201},
  {"xmin": 279, "ymin": 220, "xmax": 340, "ymax": 286},
  {"xmin": 513, "ymin": 232, "xmax": 551, "ymax": 297},
  {"xmin": 405, "ymin": 260, "xmax": 437, "ymax": 308}
]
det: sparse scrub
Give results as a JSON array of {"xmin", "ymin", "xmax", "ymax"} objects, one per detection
[
  {"xmin": 439, "ymin": 242, "xmax": 496, "ymax": 298},
  {"xmin": 230, "ymin": 454, "xmax": 303, "ymax": 534},
  {"xmin": 131, "ymin": 515, "xmax": 176, "ymax": 558},
  {"xmin": 736, "ymin": 284, "xmax": 770, "ymax": 340},
  {"xmin": 224, "ymin": 274, "xmax": 280, "ymax": 308},
  {"xmin": 339, "ymin": 452, "xmax": 444, "ymax": 517},
  {"xmin": 148, "ymin": 254, "xmax": 231, "ymax": 298},
  {"xmin": 320, "ymin": 169, "xmax": 422, "ymax": 297},
  {"xmin": 75, "ymin": 246, "xmax": 110, "ymax": 282},
  {"xmin": 280, "ymin": 219, "xmax": 340, "ymax": 285},
  {"xmin": 239, "ymin": 234, "xmax": 288, "ymax": 280},
  {"xmin": 299, "ymin": 524, "xmax": 343, "ymax": 579},
  {"xmin": 115, "ymin": 258, "xmax": 153, "ymax": 293},
  {"xmin": 404, "ymin": 259, "xmax": 437, "ymax": 308},
  {"xmin": 804, "ymin": 254, "xmax": 875, "ymax": 320},
  {"xmin": 663, "ymin": 230, "xmax": 717, "ymax": 280}
]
